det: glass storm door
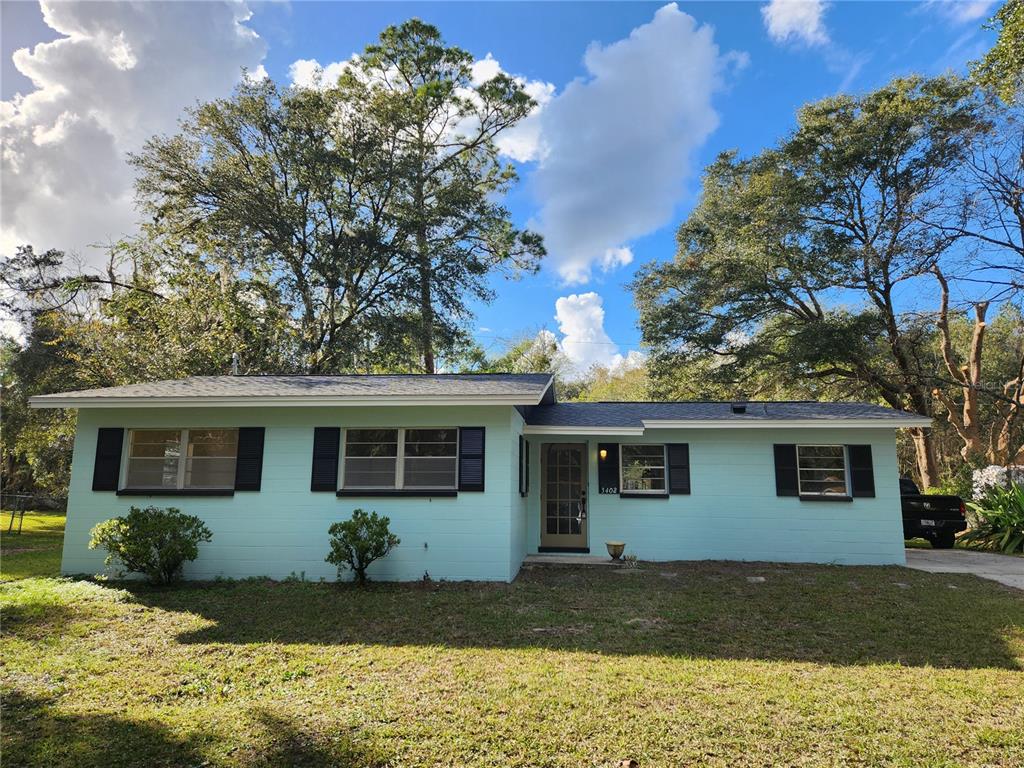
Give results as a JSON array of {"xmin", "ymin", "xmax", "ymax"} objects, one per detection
[{"xmin": 540, "ymin": 443, "xmax": 588, "ymax": 551}]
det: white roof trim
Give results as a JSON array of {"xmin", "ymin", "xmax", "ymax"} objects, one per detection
[
  {"xmin": 523, "ymin": 425, "xmax": 646, "ymax": 436},
  {"xmin": 641, "ymin": 418, "xmax": 932, "ymax": 429},
  {"xmin": 30, "ymin": 394, "xmax": 542, "ymax": 409}
]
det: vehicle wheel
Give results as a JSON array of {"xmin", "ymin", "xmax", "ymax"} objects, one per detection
[{"xmin": 930, "ymin": 530, "xmax": 956, "ymax": 549}]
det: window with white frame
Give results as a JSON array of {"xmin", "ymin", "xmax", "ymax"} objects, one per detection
[
  {"xmin": 342, "ymin": 428, "xmax": 458, "ymax": 490},
  {"xmin": 796, "ymin": 445, "xmax": 848, "ymax": 496},
  {"xmin": 125, "ymin": 428, "xmax": 238, "ymax": 490},
  {"xmin": 620, "ymin": 444, "xmax": 667, "ymax": 493}
]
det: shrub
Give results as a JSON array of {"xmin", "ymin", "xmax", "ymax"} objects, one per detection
[
  {"xmin": 89, "ymin": 506, "xmax": 213, "ymax": 584},
  {"xmin": 326, "ymin": 509, "xmax": 400, "ymax": 585},
  {"xmin": 962, "ymin": 483, "xmax": 1024, "ymax": 555}
]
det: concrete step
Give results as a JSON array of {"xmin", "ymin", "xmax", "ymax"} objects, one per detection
[{"xmin": 523, "ymin": 554, "xmax": 624, "ymax": 567}]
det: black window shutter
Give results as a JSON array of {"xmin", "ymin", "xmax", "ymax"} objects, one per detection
[
  {"xmin": 848, "ymin": 445, "xmax": 875, "ymax": 497},
  {"xmin": 597, "ymin": 442, "xmax": 619, "ymax": 494},
  {"xmin": 234, "ymin": 427, "xmax": 265, "ymax": 491},
  {"xmin": 92, "ymin": 427, "xmax": 124, "ymax": 491},
  {"xmin": 667, "ymin": 443, "xmax": 691, "ymax": 494},
  {"xmin": 310, "ymin": 427, "xmax": 340, "ymax": 492},
  {"xmin": 518, "ymin": 435, "xmax": 529, "ymax": 497},
  {"xmin": 525, "ymin": 438, "xmax": 530, "ymax": 494},
  {"xmin": 773, "ymin": 444, "xmax": 799, "ymax": 497},
  {"xmin": 458, "ymin": 427, "xmax": 485, "ymax": 492}
]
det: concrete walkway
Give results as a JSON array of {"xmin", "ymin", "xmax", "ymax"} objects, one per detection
[{"xmin": 905, "ymin": 549, "xmax": 1024, "ymax": 591}]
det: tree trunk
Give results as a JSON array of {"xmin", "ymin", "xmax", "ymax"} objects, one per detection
[
  {"xmin": 908, "ymin": 427, "xmax": 939, "ymax": 489},
  {"xmin": 417, "ymin": 227, "xmax": 435, "ymax": 374},
  {"xmin": 414, "ymin": 133, "xmax": 435, "ymax": 374}
]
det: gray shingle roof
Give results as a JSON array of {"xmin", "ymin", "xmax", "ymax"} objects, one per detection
[
  {"xmin": 30, "ymin": 374, "xmax": 554, "ymax": 406},
  {"xmin": 522, "ymin": 401, "xmax": 928, "ymax": 427}
]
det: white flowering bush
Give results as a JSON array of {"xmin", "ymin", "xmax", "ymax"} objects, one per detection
[{"xmin": 972, "ymin": 465, "xmax": 1024, "ymax": 500}]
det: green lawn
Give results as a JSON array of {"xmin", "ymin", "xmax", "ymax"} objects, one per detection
[
  {"xmin": 1, "ymin": 510, "xmax": 65, "ymax": 581},
  {"xmin": 2, "ymin": 514, "xmax": 1022, "ymax": 767}
]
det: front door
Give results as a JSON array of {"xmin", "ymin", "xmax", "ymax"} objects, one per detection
[{"xmin": 540, "ymin": 443, "xmax": 588, "ymax": 551}]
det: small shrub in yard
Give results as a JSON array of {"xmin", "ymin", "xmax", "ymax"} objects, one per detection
[
  {"xmin": 89, "ymin": 506, "xmax": 212, "ymax": 584},
  {"xmin": 326, "ymin": 509, "xmax": 400, "ymax": 585},
  {"xmin": 963, "ymin": 482, "xmax": 1024, "ymax": 554}
]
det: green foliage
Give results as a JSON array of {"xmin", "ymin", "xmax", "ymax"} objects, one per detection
[
  {"xmin": 971, "ymin": 0, "xmax": 1023, "ymax": 103},
  {"xmin": 1, "ymin": 244, "xmax": 294, "ymax": 497},
  {"xmin": 632, "ymin": 75, "xmax": 999, "ymax": 486},
  {"xmin": 634, "ymin": 75, "xmax": 985, "ymax": 405},
  {"xmin": 341, "ymin": 19, "xmax": 545, "ymax": 371},
  {"xmin": 325, "ymin": 509, "xmax": 400, "ymax": 585},
  {"xmin": 88, "ymin": 506, "xmax": 213, "ymax": 584},
  {"xmin": 573, "ymin": 364, "xmax": 651, "ymax": 402},
  {"xmin": 131, "ymin": 20, "xmax": 543, "ymax": 374},
  {"xmin": 927, "ymin": 460, "xmax": 979, "ymax": 502},
  {"xmin": 963, "ymin": 483, "xmax": 1024, "ymax": 554}
]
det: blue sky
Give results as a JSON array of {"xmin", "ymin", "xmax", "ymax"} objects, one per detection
[{"xmin": 1, "ymin": 1, "xmax": 999, "ymax": 369}]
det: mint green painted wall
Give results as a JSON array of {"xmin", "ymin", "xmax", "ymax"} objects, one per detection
[
  {"xmin": 525, "ymin": 428, "xmax": 906, "ymax": 565},
  {"xmin": 509, "ymin": 410, "xmax": 529, "ymax": 578},
  {"xmin": 64, "ymin": 406, "xmax": 520, "ymax": 582},
  {"xmin": 65, "ymin": 411, "xmax": 908, "ymax": 582}
]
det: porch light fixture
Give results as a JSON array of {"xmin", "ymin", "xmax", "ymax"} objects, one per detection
[{"xmin": 599, "ymin": 448, "xmax": 608, "ymax": 461}]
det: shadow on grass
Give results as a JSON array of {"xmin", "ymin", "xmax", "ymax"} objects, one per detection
[
  {"xmin": 2, "ymin": 690, "xmax": 205, "ymax": 768},
  {"xmin": 2, "ymin": 691, "xmax": 387, "ymax": 768},
  {"xmin": 123, "ymin": 561, "xmax": 1024, "ymax": 671}
]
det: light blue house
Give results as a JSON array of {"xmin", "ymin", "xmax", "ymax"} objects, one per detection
[{"xmin": 32, "ymin": 373, "xmax": 931, "ymax": 582}]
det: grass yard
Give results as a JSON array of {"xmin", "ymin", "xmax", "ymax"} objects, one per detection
[
  {"xmin": 1, "ymin": 510, "xmax": 65, "ymax": 581},
  {"xmin": 2, "ymin": 513, "xmax": 1023, "ymax": 767}
]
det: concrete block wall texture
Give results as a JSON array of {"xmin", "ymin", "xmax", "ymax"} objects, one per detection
[
  {"xmin": 523, "ymin": 428, "xmax": 905, "ymax": 566},
  {"xmin": 64, "ymin": 408, "xmax": 905, "ymax": 583},
  {"xmin": 64, "ymin": 406, "xmax": 519, "ymax": 582}
]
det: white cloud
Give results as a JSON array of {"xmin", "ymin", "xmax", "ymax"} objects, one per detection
[
  {"xmin": 551, "ymin": 292, "xmax": 643, "ymax": 379},
  {"xmin": 924, "ymin": 0, "xmax": 996, "ymax": 24},
  {"xmin": 466, "ymin": 53, "xmax": 554, "ymax": 163},
  {"xmin": 525, "ymin": 3, "xmax": 730, "ymax": 283},
  {"xmin": 287, "ymin": 57, "xmax": 355, "ymax": 89},
  {"xmin": 761, "ymin": 1, "xmax": 831, "ymax": 47},
  {"xmin": 0, "ymin": 1, "xmax": 266, "ymax": 262},
  {"xmin": 599, "ymin": 247, "xmax": 633, "ymax": 271},
  {"xmin": 761, "ymin": 1, "xmax": 869, "ymax": 91}
]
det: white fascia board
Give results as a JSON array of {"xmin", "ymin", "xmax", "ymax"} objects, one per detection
[
  {"xmin": 641, "ymin": 418, "xmax": 932, "ymax": 429},
  {"xmin": 29, "ymin": 394, "xmax": 541, "ymax": 409},
  {"xmin": 523, "ymin": 425, "xmax": 645, "ymax": 436}
]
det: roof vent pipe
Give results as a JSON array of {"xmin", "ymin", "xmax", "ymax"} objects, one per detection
[{"xmin": 231, "ymin": 353, "xmax": 240, "ymax": 376}]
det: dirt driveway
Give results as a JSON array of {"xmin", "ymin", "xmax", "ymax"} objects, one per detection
[{"xmin": 905, "ymin": 549, "xmax": 1024, "ymax": 591}]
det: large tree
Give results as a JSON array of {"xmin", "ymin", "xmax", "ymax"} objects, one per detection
[
  {"xmin": 971, "ymin": 0, "xmax": 1023, "ymax": 104},
  {"xmin": 0, "ymin": 242, "xmax": 293, "ymax": 496},
  {"xmin": 633, "ymin": 76, "xmax": 986, "ymax": 487},
  {"xmin": 131, "ymin": 78, "xmax": 412, "ymax": 372},
  {"xmin": 342, "ymin": 20, "xmax": 545, "ymax": 372}
]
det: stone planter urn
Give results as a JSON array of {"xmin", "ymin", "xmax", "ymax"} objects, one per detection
[{"xmin": 606, "ymin": 541, "xmax": 625, "ymax": 560}]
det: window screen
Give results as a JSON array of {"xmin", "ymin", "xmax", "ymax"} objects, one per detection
[
  {"xmin": 125, "ymin": 428, "xmax": 238, "ymax": 490},
  {"xmin": 797, "ymin": 445, "xmax": 848, "ymax": 496},
  {"xmin": 620, "ymin": 444, "xmax": 667, "ymax": 493}
]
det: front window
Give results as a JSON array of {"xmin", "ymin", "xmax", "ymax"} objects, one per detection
[
  {"xmin": 403, "ymin": 428, "xmax": 458, "ymax": 489},
  {"xmin": 342, "ymin": 429, "xmax": 399, "ymax": 488},
  {"xmin": 797, "ymin": 445, "xmax": 848, "ymax": 496},
  {"xmin": 342, "ymin": 428, "xmax": 458, "ymax": 490},
  {"xmin": 125, "ymin": 429, "xmax": 238, "ymax": 490},
  {"xmin": 620, "ymin": 444, "xmax": 666, "ymax": 493}
]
